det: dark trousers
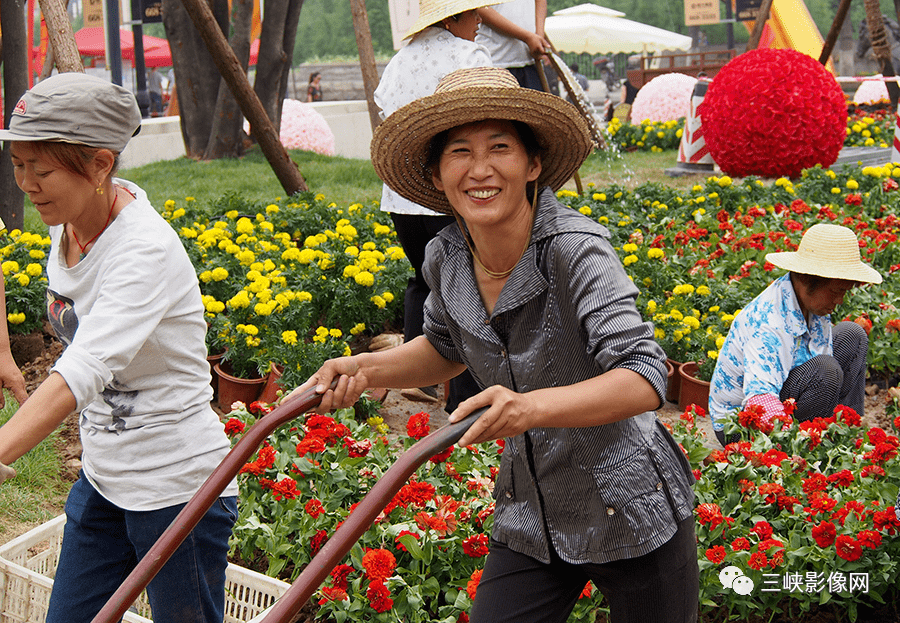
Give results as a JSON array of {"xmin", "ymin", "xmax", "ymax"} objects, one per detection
[
  {"xmin": 470, "ymin": 517, "xmax": 699, "ymax": 623},
  {"xmin": 390, "ymin": 212, "xmax": 479, "ymax": 412},
  {"xmin": 507, "ymin": 64, "xmax": 545, "ymax": 91}
]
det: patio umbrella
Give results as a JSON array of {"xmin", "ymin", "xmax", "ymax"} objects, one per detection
[
  {"xmin": 544, "ymin": 4, "xmax": 692, "ymax": 55},
  {"xmin": 74, "ymin": 27, "xmax": 260, "ymax": 67}
]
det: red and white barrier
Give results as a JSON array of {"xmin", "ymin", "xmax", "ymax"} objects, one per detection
[{"xmin": 666, "ymin": 79, "xmax": 715, "ymax": 177}]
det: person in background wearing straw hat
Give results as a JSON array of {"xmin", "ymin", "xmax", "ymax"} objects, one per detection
[
  {"xmin": 709, "ymin": 223, "xmax": 881, "ymax": 446},
  {"xmin": 371, "ymin": 0, "xmax": 506, "ymax": 407},
  {"xmin": 295, "ymin": 66, "xmax": 699, "ymax": 622},
  {"xmin": 0, "ymin": 73, "xmax": 238, "ymax": 623}
]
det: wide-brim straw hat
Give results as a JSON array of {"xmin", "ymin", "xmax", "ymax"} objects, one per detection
[
  {"xmin": 370, "ymin": 67, "xmax": 593, "ymax": 214},
  {"xmin": 766, "ymin": 223, "xmax": 882, "ymax": 284},
  {"xmin": 404, "ymin": 0, "xmax": 510, "ymax": 39}
]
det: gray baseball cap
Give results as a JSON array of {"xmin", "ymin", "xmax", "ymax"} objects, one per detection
[{"xmin": 0, "ymin": 72, "xmax": 141, "ymax": 152}]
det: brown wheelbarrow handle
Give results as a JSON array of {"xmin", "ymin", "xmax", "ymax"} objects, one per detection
[
  {"xmin": 91, "ymin": 386, "xmax": 332, "ymax": 623},
  {"xmin": 258, "ymin": 406, "xmax": 485, "ymax": 623}
]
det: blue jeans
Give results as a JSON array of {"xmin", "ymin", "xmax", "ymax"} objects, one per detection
[{"xmin": 47, "ymin": 475, "xmax": 237, "ymax": 623}]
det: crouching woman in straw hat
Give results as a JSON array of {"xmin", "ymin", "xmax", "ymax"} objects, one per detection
[
  {"xmin": 0, "ymin": 73, "xmax": 238, "ymax": 623},
  {"xmin": 709, "ymin": 223, "xmax": 881, "ymax": 446},
  {"xmin": 294, "ymin": 66, "xmax": 699, "ymax": 622}
]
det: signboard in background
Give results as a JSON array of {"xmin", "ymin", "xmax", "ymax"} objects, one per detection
[
  {"xmin": 142, "ymin": 0, "xmax": 163, "ymax": 23},
  {"xmin": 684, "ymin": 0, "xmax": 720, "ymax": 26},
  {"xmin": 387, "ymin": 0, "xmax": 417, "ymax": 50},
  {"xmin": 84, "ymin": 0, "xmax": 104, "ymax": 28},
  {"xmin": 735, "ymin": 0, "xmax": 764, "ymax": 21}
]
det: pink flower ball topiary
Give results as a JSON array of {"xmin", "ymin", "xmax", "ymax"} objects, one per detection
[
  {"xmin": 630, "ymin": 73, "xmax": 697, "ymax": 123},
  {"xmin": 245, "ymin": 99, "xmax": 336, "ymax": 156},
  {"xmin": 698, "ymin": 48, "xmax": 846, "ymax": 179},
  {"xmin": 853, "ymin": 76, "xmax": 889, "ymax": 104}
]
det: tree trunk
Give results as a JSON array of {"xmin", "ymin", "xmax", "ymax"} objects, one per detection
[
  {"xmin": 203, "ymin": 0, "xmax": 253, "ymax": 160},
  {"xmin": 37, "ymin": 0, "xmax": 81, "ymax": 73},
  {"xmin": 277, "ymin": 0, "xmax": 304, "ymax": 112},
  {"xmin": 350, "ymin": 0, "xmax": 381, "ymax": 132},
  {"xmin": 865, "ymin": 0, "xmax": 900, "ymax": 106},
  {"xmin": 162, "ymin": 0, "xmax": 225, "ymax": 157},
  {"xmin": 253, "ymin": 0, "xmax": 291, "ymax": 129},
  {"xmin": 0, "ymin": 0, "xmax": 28, "ymax": 231},
  {"xmin": 177, "ymin": 0, "xmax": 307, "ymax": 194}
]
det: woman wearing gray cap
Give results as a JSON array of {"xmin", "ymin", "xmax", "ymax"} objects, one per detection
[{"xmin": 0, "ymin": 73, "xmax": 237, "ymax": 623}]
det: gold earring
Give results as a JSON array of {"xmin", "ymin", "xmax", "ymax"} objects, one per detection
[{"xmin": 96, "ymin": 186, "xmax": 104, "ymax": 195}]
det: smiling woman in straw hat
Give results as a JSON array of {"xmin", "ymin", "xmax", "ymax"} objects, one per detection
[
  {"xmin": 709, "ymin": 223, "xmax": 883, "ymax": 445},
  {"xmin": 296, "ymin": 66, "xmax": 699, "ymax": 622},
  {"xmin": 371, "ymin": 0, "xmax": 508, "ymax": 408},
  {"xmin": 0, "ymin": 73, "xmax": 238, "ymax": 623}
]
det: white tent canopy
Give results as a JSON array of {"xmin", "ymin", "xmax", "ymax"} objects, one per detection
[{"xmin": 544, "ymin": 4, "xmax": 693, "ymax": 55}]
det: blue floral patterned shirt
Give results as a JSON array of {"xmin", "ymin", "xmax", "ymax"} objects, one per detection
[{"xmin": 709, "ymin": 274, "xmax": 832, "ymax": 432}]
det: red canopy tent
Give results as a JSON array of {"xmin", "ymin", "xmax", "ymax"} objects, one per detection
[{"xmin": 73, "ymin": 28, "xmax": 259, "ymax": 68}]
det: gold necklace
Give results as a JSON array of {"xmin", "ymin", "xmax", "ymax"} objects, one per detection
[{"xmin": 471, "ymin": 229, "xmax": 532, "ymax": 279}]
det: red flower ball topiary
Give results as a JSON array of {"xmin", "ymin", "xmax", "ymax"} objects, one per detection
[{"xmin": 698, "ymin": 49, "xmax": 847, "ymax": 178}]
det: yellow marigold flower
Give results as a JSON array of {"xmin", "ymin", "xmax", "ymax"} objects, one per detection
[
  {"xmin": 235, "ymin": 218, "xmax": 254, "ymax": 235},
  {"xmin": 623, "ymin": 254, "xmax": 638, "ymax": 266},
  {"xmin": 696, "ymin": 285, "xmax": 711, "ymax": 296},
  {"xmin": 647, "ymin": 248, "xmax": 664, "ymax": 260},
  {"xmin": 647, "ymin": 300, "xmax": 658, "ymax": 314},
  {"xmin": 707, "ymin": 350, "xmax": 719, "ymax": 360},
  {"xmin": 386, "ymin": 246, "xmax": 407, "ymax": 261},
  {"xmin": 206, "ymin": 299, "xmax": 225, "ymax": 314},
  {"xmin": 709, "ymin": 305, "xmax": 720, "ymax": 313},
  {"xmin": 171, "ymin": 208, "xmax": 186, "ymax": 219},
  {"xmin": 199, "ymin": 270, "xmax": 213, "ymax": 283},
  {"xmin": 297, "ymin": 291, "xmax": 313, "ymax": 302},
  {"xmin": 298, "ymin": 248, "xmax": 317, "ymax": 264},
  {"xmin": 25, "ymin": 263, "xmax": 42, "ymax": 277},
  {"xmin": 654, "ymin": 328, "xmax": 665, "ymax": 340},
  {"xmin": 228, "ymin": 291, "xmax": 251, "ymax": 309},
  {"xmin": 592, "ymin": 192, "xmax": 607, "ymax": 201},
  {"xmin": 684, "ymin": 316, "xmax": 700, "ymax": 330},
  {"xmin": 355, "ymin": 271, "xmax": 375, "ymax": 287},
  {"xmin": 282, "ymin": 330, "xmax": 298, "ymax": 345},
  {"xmin": 344, "ymin": 265, "xmax": 361, "ymax": 279},
  {"xmin": 343, "ymin": 345, "xmax": 352, "ymax": 357},
  {"xmin": 236, "ymin": 250, "xmax": 255, "ymax": 265},
  {"xmin": 673, "ymin": 330, "xmax": 684, "ymax": 342},
  {"xmin": 254, "ymin": 302, "xmax": 273, "ymax": 316},
  {"xmin": 330, "ymin": 328, "xmax": 342, "ymax": 338},
  {"xmin": 622, "ymin": 243, "xmax": 638, "ymax": 253},
  {"xmin": 672, "ymin": 284, "xmax": 695, "ymax": 296},
  {"xmin": 371, "ymin": 295, "xmax": 386, "ymax": 309},
  {"xmin": 578, "ymin": 206, "xmax": 592, "ymax": 216},
  {"xmin": 717, "ymin": 176, "xmax": 732, "ymax": 187},
  {"xmin": 556, "ymin": 189, "xmax": 578, "ymax": 198},
  {"xmin": 242, "ymin": 324, "xmax": 259, "ymax": 336},
  {"xmin": 716, "ymin": 336, "xmax": 726, "ymax": 349},
  {"xmin": 180, "ymin": 227, "xmax": 198, "ymax": 239},
  {"xmin": 164, "ymin": 199, "xmax": 176, "ymax": 209},
  {"xmin": 29, "ymin": 249, "xmax": 45, "ymax": 259},
  {"xmin": 670, "ymin": 309, "xmax": 684, "ymax": 321},
  {"xmin": 831, "ymin": 187, "xmax": 841, "ymax": 194},
  {"xmin": 351, "ymin": 323, "xmax": 366, "ymax": 335},
  {"xmin": 7, "ymin": 312, "xmax": 25, "ymax": 324},
  {"xmin": 266, "ymin": 204, "xmax": 279, "ymax": 214},
  {"xmin": 382, "ymin": 292, "xmax": 394, "ymax": 303},
  {"xmin": 846, "ymin": 179, "xmax": 859, "ymax": 190},
  {"xmin": 373, "ymin": 224, "xmax": 391, "ymax": 236},
  {"xmin": 598, "ymin": 216, "xmax": 609, "ymax": 224},
  {"xmin": 16, "ymin": 274, "xmax": 29, "ymax": 287},
  {"xmin": 345, "ymin": 246, "xmax": 360, "ymax": 257},
  {"xmin": 282, "ymin": 248, "xmax": 302, "ymax": 262},
  {"xmin": 211, "ymin": 267, "xmax": 229, "ymax": 281}
]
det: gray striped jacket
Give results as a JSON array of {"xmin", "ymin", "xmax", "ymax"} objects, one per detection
[{"xmin": 422, "ymin": 188, "xmax": 695, "ymax": 565}]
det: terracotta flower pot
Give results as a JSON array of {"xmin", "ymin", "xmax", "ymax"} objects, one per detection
[
  {"xmin": 214, "ymin": 362, "xmax": 265, "ymax": 413},
  {"xmin": 666, "ymin": 358, "xmax": 682, "ymax": 404},
  {"xmin": 678, "ymin": 361, "xmax": 710, "ymax": 413},
  {"xmin": 207, "ymin": 351, "xmax": 226, "ymax": 395},
  {"xmin": 258, "ymin": 363, "xmax": 285, "ymax": 405}
]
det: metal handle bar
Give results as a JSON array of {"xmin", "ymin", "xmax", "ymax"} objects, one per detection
[
  {"xmin": 258, "ymin": 407, "xmax": 486, "ymax": 623},
  {"xmin": 91, "ymin": 386, "xmax": 330, "ymax": 623}
]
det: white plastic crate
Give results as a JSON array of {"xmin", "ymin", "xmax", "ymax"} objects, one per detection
[{"xmin": 0, "ymin": 515, "xmax": 291, "ymax": 623}]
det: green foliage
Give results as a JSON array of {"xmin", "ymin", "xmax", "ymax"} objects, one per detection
[{"xmin": 0, "ymin": 230, "xmax": 51, "ymax": 335}]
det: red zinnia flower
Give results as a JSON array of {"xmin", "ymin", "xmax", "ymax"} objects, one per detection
[
  {"xmin": 318, "ymin": 586, "xmax": 348, "ymax": 604},
  {"xmin": 811, "ymin": 521, "xmax": 837, "ymax": 547},
  {"xmin": 835, "ymin": 535, "xmax": 862, "ymax": 561},
  {"xmin": 731, "ymin": 537, "xmax": 751, "ymax": 551},
  {"xmin": 430, "ymin": 446, "xmax": 454, "ymax": 463},
  {"xmin": 296, "ymin": 436, "xmax": 327, "ymax": 457},
  {"xmin": 343, "ymin": 436, "xmax": 372, "ymax": 458},
  {"xmin": 394, "ymin": 530, "xmax": 420, "ymax": 552},
  {"xmin": 858, "ymin": 529, "xmax": 882, "ymax": 549},
  {"xmin": 462, "ymin": 534, "xmax": 490, "ymax": 558},
  {"xmin": 748, "ymin": 551, "xmax": 768, "ymax": 570},
  {"xmin": 367, "ymin": 581, "xmax": 394, "ymax": 613},
  {"xmin": 466, "ymin": 569, "xmax": 483, "ymax": 600},
  {"xmin": 310, "ymin": 529, "xmax": 329, "ymax": 556},
  {"xmin": 223, "ymin": 417, "xmax": 245, "ymax": 436},
  {"xmin": 330, "ymin": 564, "xmax": 354, "ymax": 590},
  {"xmin": 705, "ymin": 545, "xmax": 726, "ymax": 564},
  {"xmin": 751, "ymin": 521, "xmax": 773, "ymax": 540},
  {"xmin": 827, "ymin": 470, "xmax": 853, "ymax": 487},
  {"xmin": 267, "ymin": 477, "xmax": 298, "ymax": 501},
  {"xmin": 362, "ymin": 548, "xmax": 397, "ymax": 583},
  {"xmin": 305, "ymin": 498, "xmax": 324, "ymax": 518},
  {"xmin": 406, "ymin": 412, "xmax": 431, "ymax": 439},
  {"xmin": 696, "ymin": 503, "xmax": 725, "ymax": 529},
  {"xmin": 579, "ymin": 582, "xmax": 593, "ymax": 599}
]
